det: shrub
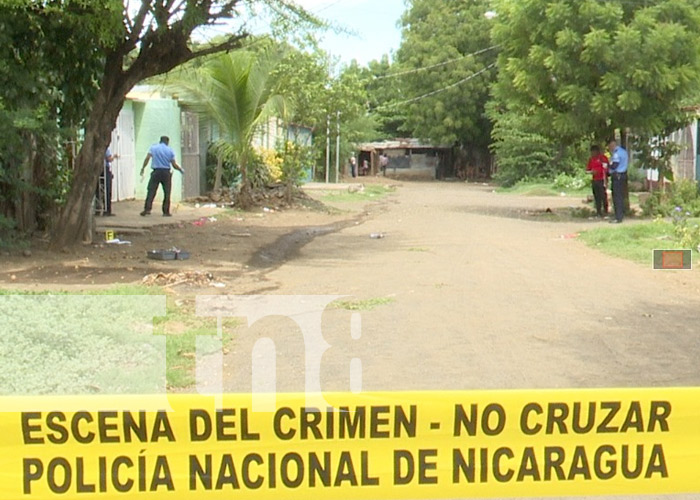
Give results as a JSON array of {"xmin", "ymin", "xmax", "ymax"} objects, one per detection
[
  {"xmin": 672, "ymin": 207, "xmax": 700, "ymax": 251},
  {"xmin": 642, "ymin": 180, "xmax": 700, "ymax": 217},
  {"xmin": 553, "ymin": 171, "xmax": 588, "ymax": 191},
  {"xmin": 257, "ymin": 147, "xmax": 283, "ymax": 182}
]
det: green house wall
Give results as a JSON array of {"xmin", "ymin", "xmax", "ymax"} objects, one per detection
[{"xmin": 132, "ymin": 99, "xmax": 183, "ymax": 202}]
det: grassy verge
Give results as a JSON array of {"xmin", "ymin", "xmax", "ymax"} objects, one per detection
[
  {"xmin": 153, "ymin": 295, "xmax": 238, "ymax": 388},
  {"xmin": 497, "ymin": 182, "xmax": 590, "ymax": 197},
  {"xmin": 578, "ymin": 220, "xmax": 685, "ymax": 264},
  {"xmin": 0, "ymin": 286, "xmax": 237, "ymax": 393},
  {"xmin": 322, "ymin": 184, "xmax": 396, "ymax": 203}
]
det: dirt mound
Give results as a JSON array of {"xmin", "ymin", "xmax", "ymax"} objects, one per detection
[{"xmin": 188, "ymin": 185, "xmax": 329, "ymax": 213}]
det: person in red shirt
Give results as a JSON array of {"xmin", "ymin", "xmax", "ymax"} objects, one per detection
[{"xmin": 586, "ymin": 145, "xmax": 610, "ymax": 217}]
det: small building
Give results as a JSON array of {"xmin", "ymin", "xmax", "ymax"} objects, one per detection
[
  {"xmin": 107, "ymin": 87, "xmax": 200, "ymax": 204},
  {"xmin": 357, "ymin": 139, "xmax": 455, "ymax": 180}
]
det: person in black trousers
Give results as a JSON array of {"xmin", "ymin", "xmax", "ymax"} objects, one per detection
[
  {"xmin": 97, "ymin": 148, "xmax": 118, "ymax": 216},
  {"xmin": 607, "ymin": 139, "xmax": 629, "ymax": 224},
  {"xmin": 586, "ymin": 145, "xmax": 609, "ymax": 217},
  {"xmin": 139, "ymin": 136, "xmax": 184, "ymax": 216}
]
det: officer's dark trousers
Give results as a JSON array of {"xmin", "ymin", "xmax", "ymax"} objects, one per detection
[
  {"xmin": 611, "ymin": 172, "xmax": 627, "ymax": 222},
  {"xmin": 144, "ymin": 169, "xmax": 172, "ymax": 215}
]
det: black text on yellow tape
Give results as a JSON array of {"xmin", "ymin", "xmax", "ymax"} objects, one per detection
[{"xmin": 2, "ymin": 389, "xmax": 699, "ymax": 499}]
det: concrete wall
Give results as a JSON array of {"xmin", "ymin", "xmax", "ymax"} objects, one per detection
[{"xmin": 132, "ymin": 99, "xmax": 183, "ymax": 202}]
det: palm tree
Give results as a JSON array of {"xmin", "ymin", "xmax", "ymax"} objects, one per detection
[{"xmin": 173, "ymin": 50, "xmax": 287, "ymax": 207}]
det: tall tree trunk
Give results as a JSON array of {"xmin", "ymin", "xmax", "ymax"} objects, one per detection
[
  {"xmin": 214, "ymin": 156, "xmax": 223, "ymax": 193},
  {"xmin": 50, "ymin": 69, "xmax": 130, "ymax": 249},
  {"xmin": 237, "ymin": 154, "xmax": 252, "ymax": 209},
  {"xmin": 16, "ymin": 133, "xmax": 37, "ymax": 234}
]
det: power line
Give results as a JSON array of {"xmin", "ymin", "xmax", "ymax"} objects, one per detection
[
  {"xmin": 377, "ymin": 63, "xmax": 497, "ymax": 110},
  {"xmin": 374, "ymin": 45, "xmax": 500, "ymax": 80},
  {"xmin": 313, "ymin": 0, "xmax": 344, "ymax": 14}
]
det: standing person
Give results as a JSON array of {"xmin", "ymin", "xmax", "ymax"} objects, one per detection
[
  {"xmin": 349, "ymin": 156, "xmax": 358, "ymax": 178},
  {"xmin": 361, "ymin": 159, "xmax": 369, "ymax": 176},
  {"xmin": 139, "ymin": 136, "xmax": 184, "ymax": 217},
  {"xmin": 98, "ymin": 148, "xmax": 118, "ymax": 216},
  {"xmin": 607, "ymin": 138, "xmax": 629, "ymax": 224},
  {"xmin": 586, "ymin": 145, "xmax": 609, "ymax": 218},
  {"xmin": 379, "ymin": 153, "xmax": 389, "ymax": 176}
]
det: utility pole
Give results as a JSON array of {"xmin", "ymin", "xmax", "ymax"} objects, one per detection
[
  {"xmin": 335, "ymin": 111, "xmax": 341, "ymax": 183},
  {"xmin": 325, "ymin": 114, "xmax": 330, "ymax": 184}
]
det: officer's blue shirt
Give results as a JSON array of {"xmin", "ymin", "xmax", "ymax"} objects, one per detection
[
  {"xmin": 104, "ymin": 148, "xmax": 112, "ymax": 169},
  {"xmin": 149, "ymin": 143, "xmax": 175, "ymax": 169},
  {"xmin": 611, "ymin": 146, "xmax": 629, "ymax": 173}
]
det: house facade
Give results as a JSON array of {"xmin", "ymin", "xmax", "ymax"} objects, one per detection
[
  {"xmin": 107, "ymin": 87, "xmax": 201, "ymax": 204},
  {"xmin": 108, "ymin": 86, "xmax": 315, "ymax": 205}
]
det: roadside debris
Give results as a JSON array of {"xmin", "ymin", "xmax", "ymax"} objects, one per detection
[
  {"xmin": 141, "ymin": 271, "xmax": 216, "ymax": 287},
  {"xmin": 192, "ymin": 217, "xmax": 218, "ymax": 227},
  {"xmin": 106, "ymin": 238, "xmax": 131, "ymax": 245},
  {"xmin": 370, "ymin": 233, "xmax": 386, "ymax": 239}
]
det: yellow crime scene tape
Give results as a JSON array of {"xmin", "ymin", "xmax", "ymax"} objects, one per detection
[{"xmin": 1, "ymin": 388, "xmax": 700, "ymax": 499}]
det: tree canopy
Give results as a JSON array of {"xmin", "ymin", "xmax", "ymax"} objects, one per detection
[
  {"xmin": 492, "ymin": 0, "xmax": 700, "ymax": 141},
  {"xmin": 394, "ymin": 0, "xmax": 497, "ymax": 148}
]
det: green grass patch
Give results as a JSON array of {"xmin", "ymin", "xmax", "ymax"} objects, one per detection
[
  {"xmin": 407, "ymin": 247, "xmax": 430, "ymax": 253},
  {"xmin": 497, "ymin": 182, "xmax": 589, "ymax": 197},
  {"xmin": 332, "ymin": 297, "xmax": 395, "ymax": 311},
  {"xmin": 0, "ymin": 284, "xmax": 160, "ymax": 297},
  {"xmin": 0, "ymin": 286, "xmax": 238, "ymax": 393},
  {"xmin": 322, "ymin": 184, "xmax": 396, "ymax": 203},
  {"xmin": 578, "ymin": 220, "xmax": 679, "ymax": 264},
  {"xmin": 153, "ymin": 295, "xmax": 238, "ymax": 388}
]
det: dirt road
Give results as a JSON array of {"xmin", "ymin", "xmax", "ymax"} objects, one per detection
[
  {"xmin": 214, "ymin": 182, "xmax": 700, "ymax": 500},
  {"xmin": 217, "ymin": 182, "xmax": 700, "ymax": 394}
]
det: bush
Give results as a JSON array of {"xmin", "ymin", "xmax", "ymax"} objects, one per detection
[
  {"xmin": 642, "ymin": 180, "xmax": 700, "ymax": 217},
  {"xmin": 245, "ymin": 149, "xmax": 273, "ymax": 190},
  {"xmin": 205, "ymin": 148, "xmax": 239, "ymax": 190},
  {"xmin": 257, "ymin": 147, "xmax": 283, "ymax": 183},
  {"xmin": 553, "ymin": 171, "xmax": 588, "ymax": 191},
  {"xmin": 205, "ymin": 145, "xmax": 280, "ymax": 191},
  {"xmin": 672, "ymin": 208, "xmax": 700, "ymax": 251},
  {"xmin": 280, "ymin": 141, "xmax": 313, "ymax": 187}
]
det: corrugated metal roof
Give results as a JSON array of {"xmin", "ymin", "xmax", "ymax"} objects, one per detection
[{"xmin": 358, "ymin": 138, "xmax": 451, "ymax": 150}]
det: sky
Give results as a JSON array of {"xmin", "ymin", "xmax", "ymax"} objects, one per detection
[{"xmin": 295, "ymin": 0, "xmax": 406, "ymax": 65}]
